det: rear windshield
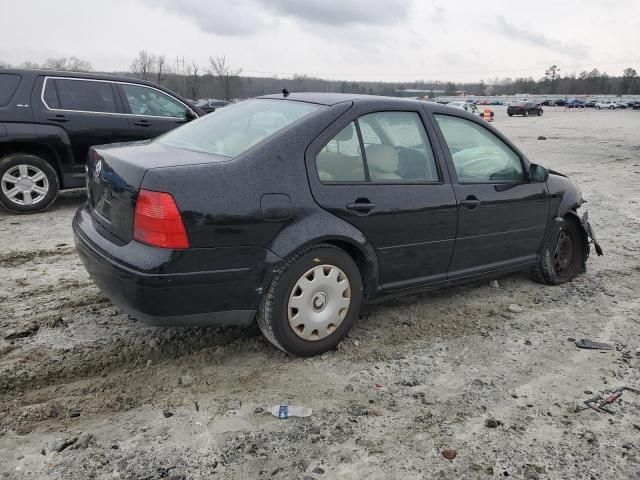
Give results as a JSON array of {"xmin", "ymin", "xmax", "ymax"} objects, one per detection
[
  {"xmin": 0, "ymin": 74, "xmax": 21, "ymax": 107},
  {"xmin": 158, "ymin": 99, "xmax": 323, "ymax": 157}
]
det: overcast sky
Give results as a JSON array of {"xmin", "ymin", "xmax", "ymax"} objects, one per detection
[{"xmin": 1, "ymin": 0, "xmax": 638, "ymax": 82}]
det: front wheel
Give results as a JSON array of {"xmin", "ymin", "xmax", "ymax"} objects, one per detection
[
  {"xmin": 596, "ymin": 106, "xmax": 601, "ymax": 109},
  {"xmin": 531, "ymin": 218, "xmax": 585, "ymax": 285},
  {"xmin": 524, "ymin": 110, "xmax": 529, "ymax": 117},
  {"xmin": 0, "ymin": 154, "xmax": 59, "ymax": 213},
  {"xmin": 258, "ymin": 245, "xmax": 363, "ymax": 356},
  {"xmin": 537, "ymin": 110, "xmax": 542, "ymax": 116}
]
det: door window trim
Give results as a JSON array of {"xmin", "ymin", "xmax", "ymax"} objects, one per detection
[
  {"xmin": 314, "ymin": 109, "xmax": 444, "ymax": 186},
  {"xmin": 432, "ymin": 112, "xmax": 528, "ymax": 185},
  {"xmin": 40, "ymin": 76, "xmax": 194, "ymax": 119}
]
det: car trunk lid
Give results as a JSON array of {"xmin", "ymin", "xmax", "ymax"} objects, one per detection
[{"xmin": 86, "ymin": 141, "xmax": 227, "ymax": 244}]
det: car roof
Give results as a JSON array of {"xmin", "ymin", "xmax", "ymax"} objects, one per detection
[
  {"xmin": 1, "ymin": 68, "xmax": 170, "ymax": 89},
  {"xmin": 257, "ymin": 92, "xmax": 426, "ymax": 107}
]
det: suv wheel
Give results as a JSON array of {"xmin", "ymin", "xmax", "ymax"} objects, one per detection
[
  {"xmin": 258, "ymin": 245, "xmax": 363, "ymax": 356},
  {"xmin": 0, "ymin": 154, "xmax": 59, "ymax": 213},
  {"xmin": 530, "ymin": 217, "xmax": 585, "ymax": 285}
]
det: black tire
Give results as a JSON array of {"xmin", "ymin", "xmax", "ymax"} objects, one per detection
[
  {"xmin": 524, "ymin": 110, "xmax": 529, "ymax": 117},
  {"xmin": 530, "ymin": 218, "xmax": 585, "ymax": 285},
  {"xmin": 0, "ymin": 154, "xmax": 59, "ymax": 214},
  {"xmin": 508, "ymin": 113, "xmax": 513, "ymax": 117},
  {"xmin": 609, "ymin": 106, "xmax": 614, "ymax": 110},
  {"xmin": 258, "ymin": 245, "xmax": 363, "ymax": 356},
  {"xmin": 596, "ymin": 106, "xmax": 601, "ymax": 109},
  {"xmin": 537, "ymin": 109, "xmax": 543, "ymax": 116}
]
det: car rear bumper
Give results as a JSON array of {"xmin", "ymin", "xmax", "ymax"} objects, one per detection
[{"xmin": 73, "ymin": 207, "xmax": 277, "ymax": 327}]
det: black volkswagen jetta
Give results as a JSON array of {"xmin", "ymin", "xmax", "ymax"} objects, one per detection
[{"xmin": 73, "ymin": 93, "xmax": 602, "ymax": 356}]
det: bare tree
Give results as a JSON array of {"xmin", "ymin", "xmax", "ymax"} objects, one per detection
[
  {"xmin": 156, "ymin": 54, "xmax": 168, "ymax": 83},
  {"xmin": 43, "ymin": 57, "xmax": 69, "ymax": 70},
  {"xmin": 0, "ymin": 61, "xmax": 10, "ymax": 69},
  {"xmin": 20, "ymin": 61, "xmax": 40, "ymax": 69},
  {"xmin": 67, "ymin": 56, "xmax": 92, "ymax": 72},
  {"xmin": 544, "ymin": 65, "xmax": 561, "ymax": 93},
  {"xmin": 131, "ymin": 50, "xmax": 156, "ymax": 81},
  {"xmin": 209, "ymin": 55, "xmax": 242, "ymax": 100},
  {"xmin": 185, "ymin": 61, "xmax": 200, "ymax": 100}
]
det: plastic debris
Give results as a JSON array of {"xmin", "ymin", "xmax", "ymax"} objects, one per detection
[
  {"xmin": 270, "ymin": 404, "xmax": 312, "ymax": 419},
  {"xmin": 575, "ymin": 339, "xmax": 612, "ymax": 350}
]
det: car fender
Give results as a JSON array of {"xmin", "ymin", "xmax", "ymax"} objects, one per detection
[{"xmin": 266, "ymin": 210, "xmax": 380, "ymax": 299}]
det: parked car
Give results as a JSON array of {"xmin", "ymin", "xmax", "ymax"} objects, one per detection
[
  {"xmin": 0, "ymin": 69, "xmax": 203, "ymax": 213},
  {"xmin": 595, "ymin": 101, "xmax": 617, "ymax": 109},
  {"xmin": 540, "ymin": 100, "xmax": 556, "ymax": 106},
  {"xmin": 565, "ymin": 99, "xmax": 585, "ymax": 109},
  {"xmin": 614, "ymin": 101, "xmax": 627, "ymax": 109},
  {"xmin": 195, "ymin": 99, "xmax": 231, "ymax": 114},
  {"xmin": 585, "ymin": 100, "xmax": 597, "ymax": 108},
  {"xmin": 447, "ymin": 101, "xmax": 494, "ymax": 121},
  {"xmin": 632, "ymin": 101, "xmax": 640, "ymax": 110},
  {"xmin": 507, "ymin": 102, "xmax": 543, "ymax": 117},
  {"xmin": 73, "ymin": 93, "xmax": 602, "ymax": 356}
]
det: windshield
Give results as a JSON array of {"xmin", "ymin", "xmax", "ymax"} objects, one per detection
[{"xmin": 158, "ymin": 99, "xmax": 323, "ymax": 157}]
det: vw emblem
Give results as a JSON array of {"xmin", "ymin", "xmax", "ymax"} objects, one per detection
[{"xmin": 93, "ymin": 160, "xmax": 103, "ymax": 180}]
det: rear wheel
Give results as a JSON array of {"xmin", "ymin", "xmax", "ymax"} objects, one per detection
[
  {"xmin": 0, "ymin": 154, "xmax": 59, "ymax": 213},
  {"xmin": 258, "ymin": 245, "xmax": 362, "ymax": 356},
  {"xmin": 524, "ymin": 110, "xmax": 529, "ymax": 117},
  {"xmin": 537, "ymin": 110, "xmax": 542, "ymax": 116},
  {"xmin": 531, "ymin": 218, "xmax": 585, "ymax": 285}
]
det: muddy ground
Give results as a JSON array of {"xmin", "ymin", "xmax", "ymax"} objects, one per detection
[{"xmin": 1, "ymin": 106, "xmax": 639, "ymax": 480}]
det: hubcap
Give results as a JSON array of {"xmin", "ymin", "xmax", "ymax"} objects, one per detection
[
  {"xmin": 1, "ymin": 164, "xmax": 49, "ymax": 206},
  {"xmin": 554, "ymin": 229, "xmax": 575, "ymax": 276},
  {"xmin": 287, "ymin": 264, "xmax": 351, "ymax": 341}
]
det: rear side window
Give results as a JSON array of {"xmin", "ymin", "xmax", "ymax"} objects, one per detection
[
  {"xmin": 43, "ymin": 78, "xmax": 117, "ymax": 113},
  {"xmin": 0, "ymin": 73, "xmax": 21, "ymax": 107},
  {"xmin": 316, "ymin": 122, "xmax": 366, "ymax": 182},
  {"xmin": 121, "ymin": 84, "xmax": 187, "ymax": 118},
  {"xmin": 316, "ymin": 111, "xmax": 440, "ymax": 183}
]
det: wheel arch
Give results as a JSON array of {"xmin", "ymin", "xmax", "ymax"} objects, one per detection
[
  {"xmin": 266, "ymin": 213, "xmax": 380, "ymax": 301},
  {"xmin": 0, "ymin": 141, "xmax": 63, "ymax": 184}
]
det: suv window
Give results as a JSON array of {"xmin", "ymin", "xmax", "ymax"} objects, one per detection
[
  {"xmin": 121, "ymin": 83, "xmax": 187, "ymax": 118},
  {"xmin": 435, "ymin": 114, "xmax": 524, "ymax": 183},
  {"xmin": 0, "ymin": 74, "xmax": 21, "ymax": 107},
  {"xmin": 316, "ymin": 122, "xmax": 366, "ymax": 182},
  {"xmin": 358, "ymin": 112, "xmax": 439, "ymax": 182},
  {"xmin": 43, "ymin": 78, "xmax": 118, "ymax": 113}
]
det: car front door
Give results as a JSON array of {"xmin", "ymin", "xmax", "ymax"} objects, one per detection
[
  {"xmin": 32, "ymin": 76, "xmax": 130, "ymax": 187},
  {"xmin": 431, "ymin": 113, "xmax": 550, "ymax": 279},
  {"xmin": 116, "ymin": 83, "xmax": 191, "ymax": 141},
  {"xmin": 306, "ymin": 107, "xmax": 458, "ymax": 291}
]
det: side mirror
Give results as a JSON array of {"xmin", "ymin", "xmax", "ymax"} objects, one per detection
[
  {"xmin": 185, "ymin": 108, "xmax": 197, "ymax": 121},
  {"xmin": 529, "ymin": 163, "xmax": 549, "ymax": 183}
]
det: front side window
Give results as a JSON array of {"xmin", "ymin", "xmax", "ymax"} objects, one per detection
[
  {"xmin": 43, "ymin": 78, "xmax": 117, "ymax": 113},
  {"xmin": 0, "ymin": 73, "xmax": 21, "ymax": 107},
  {"xmin": 316, "ymin": 122, "xmax": 366, "ymax": 182},
  {"xmin": 158, "ymin": 99, "xmax": 322, "ymax": 158},
  {"xmin": 121, "ymin": 84, "xmax": 187, "ymax": 118},
  {"xmin": 434, "ymin": 114, "xmax": 524, "ymax": 183}
]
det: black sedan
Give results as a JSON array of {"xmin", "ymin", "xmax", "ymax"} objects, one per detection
[
  {"xmin": 507, "ymin": 102, "xmax": 543, "ymax": 117},
  {"xmin": 73, "ymin": 93, "xmax": 601, "ymax": 356}
]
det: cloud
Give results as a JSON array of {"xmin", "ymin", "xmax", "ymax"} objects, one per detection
[
  {"xmin": 496, "ymin": 16, "xmax": 590, "ymax": 57},
  {"xmin": 265, "ymin": 0, "xmax": 411, "ymax": 26},
  {"xmin": 145, "ymin": 0, "xmax": 266, "ymax": 36}
]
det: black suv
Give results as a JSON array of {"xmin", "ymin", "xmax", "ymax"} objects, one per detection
[{"xmin": 0, "ymin": 69, "xmax": 201, "ymax": 213}]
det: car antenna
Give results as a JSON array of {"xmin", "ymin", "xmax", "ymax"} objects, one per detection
[{"xmin": 282, "ymin": 88, "xmax": 290, "ymax": 97}]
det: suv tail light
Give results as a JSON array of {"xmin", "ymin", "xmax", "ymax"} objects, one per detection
[{"xmin": 133, "ymin": 189, "xmax": 190, "ymax": 249}]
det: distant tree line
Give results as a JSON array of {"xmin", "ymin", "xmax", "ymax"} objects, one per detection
[{"xmin": 2, "ymin": 55, "xmax": 639, "ymax": 99}]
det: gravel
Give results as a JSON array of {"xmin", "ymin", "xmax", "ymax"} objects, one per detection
[{"xmin": 1, "ymin": 107, "xmax": 640, "ymax": 479}]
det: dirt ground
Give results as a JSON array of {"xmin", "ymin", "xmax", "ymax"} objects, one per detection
[{"xmin": 1, "ymin": 106, "xmax": 639, "ymax": 480}]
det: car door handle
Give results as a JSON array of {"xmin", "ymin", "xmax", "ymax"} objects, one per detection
[
  {"xmin": 133, "ymin": 120, "xmax": 152, "ymax": 127},
  {"xmin": 47, "ymin": 114, "xmax": 69, "ymax": 122},
  {"xmin": 346, "ymin": 200, "xmax": 376, "ymax": 213},
  {"xmin": 460, "ymin": 197, "xmax": 481, "ymax": 209}
]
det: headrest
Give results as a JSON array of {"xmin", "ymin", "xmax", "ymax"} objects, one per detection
[
  {"xmin": 334, "ymin": 124, "xmax": 354, "ymax": 142},
  {"xmin": 365, "ymin": 144, "xmax": 399, "ymax": 173}
]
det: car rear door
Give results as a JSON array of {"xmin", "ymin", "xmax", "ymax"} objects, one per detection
[
  {"xmin": 116, "ymin": 82, "xmax": 191, "ymax": 141},
  {"xmin": 306, "ymin": 104, "xmax": 458, "ymax": 291},
  {"xmin": 430, "ymin": 112, "xmax": 550, "ymax": 279},
  {"xmin": 32, "ymin": 76, "xmax": 130, "ymax": 186}
]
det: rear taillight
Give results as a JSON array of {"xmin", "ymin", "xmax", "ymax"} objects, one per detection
[{"xmin": 133, "ymin": 189, "xmax": 190, "ymax": 249}]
